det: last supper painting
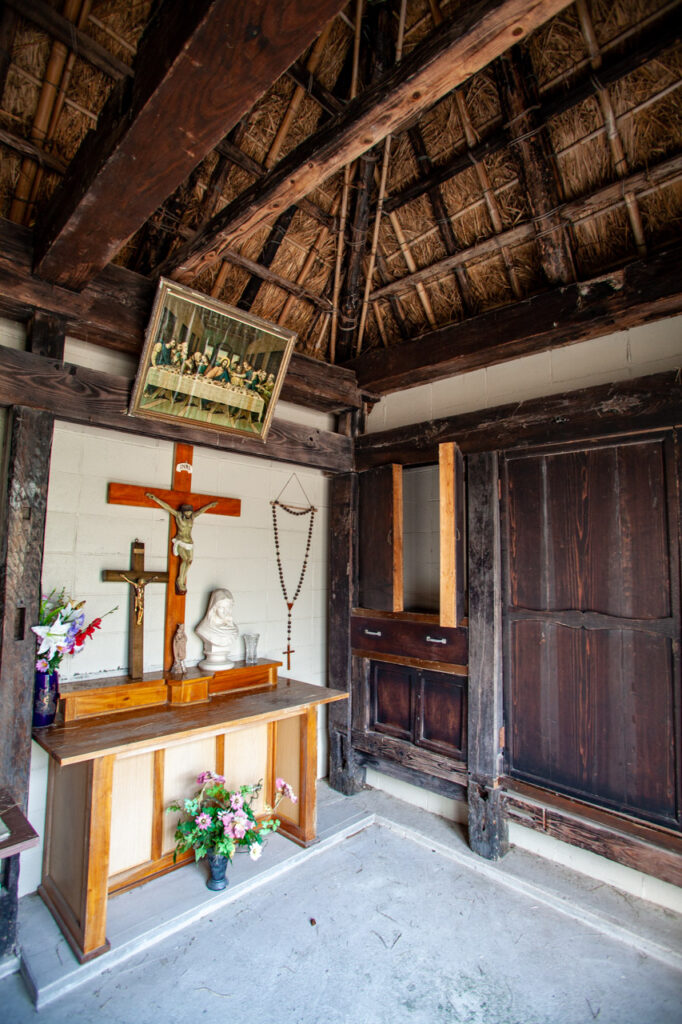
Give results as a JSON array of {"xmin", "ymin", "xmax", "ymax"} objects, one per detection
[{"xmin": 130, "ymin": 278, "xmax": 295, "ymax": 440}]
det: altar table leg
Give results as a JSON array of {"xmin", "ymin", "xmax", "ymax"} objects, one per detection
[{"xmin": 40, "ymin": 755, "xmax": 114, "ymax": 963}]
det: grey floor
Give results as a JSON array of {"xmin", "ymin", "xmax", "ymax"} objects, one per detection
[{"xmin": 2, "ymin": 784, "xmax": 681, "ymax": 1024}]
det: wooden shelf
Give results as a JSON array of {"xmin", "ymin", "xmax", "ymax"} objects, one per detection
[
  {"xmin": 57, "ymin": 659, "xmax": 283, "ymax": 722},
  {"xmin": 0, "ymin": 787, "xmax": 39, "ymax": 859}
]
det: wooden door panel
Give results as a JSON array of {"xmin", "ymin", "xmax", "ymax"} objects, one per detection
[{"xmin": 504, "ymin": 436, "xmax": 680, "ymax": 829}]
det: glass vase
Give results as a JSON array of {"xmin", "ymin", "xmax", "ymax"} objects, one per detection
[
  {"xmin": 243, "ymin": 633, "xmax": 260, "ymax": 664},
  {"xmin": 33, "ymin": 670, "xmax": 59, "ymax": 727}
]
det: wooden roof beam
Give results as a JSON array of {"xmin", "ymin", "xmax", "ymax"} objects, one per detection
[
  {"xmin": 0, "ymin": 218, "xmax": 364, "ymax": 413},
  {"xmin": 33, "ymin": 0, "xmax": 349, "ymax": 291},
  {"xmin": 166, "ymin": 0, "xmax": 572, "ymax": 282},
  {"xmin": 347, "ymin": 242, "xmax": 682, "ymax": 394}
]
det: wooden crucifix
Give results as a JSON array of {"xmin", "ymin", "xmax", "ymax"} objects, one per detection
[
  {"xmin": 107, "ymin": 443, "xmax": 241, "ymax": 673},
  {"xmin": 103, "ymin": 540, "xmax": 168, "ymax": 681}
]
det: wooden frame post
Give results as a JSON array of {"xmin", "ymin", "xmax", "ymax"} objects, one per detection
[
  {"xmin": 467, "ymin": 451, "xmax": 508, "ymax": 859},
  {"xmin": 328, "ymin": 471, "xmax": 365, "ymax": 795},
  {"xmin": 0, "ymin": 406, "xmax": 55, "ymax": 955}
]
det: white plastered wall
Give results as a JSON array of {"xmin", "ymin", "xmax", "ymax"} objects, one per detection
[
  {"xmin": 2, "ymin": 324, "xmax": 331, "ymax": 896},
  {"xmin": 365, "ymin": 314, "xmax": 682, "ymax": 913}
]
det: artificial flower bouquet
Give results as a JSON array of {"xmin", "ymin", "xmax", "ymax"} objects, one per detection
[
  {"xmin": 168, "ymin": 770, "xmax": 298, "ymax": 864},
  {"xmin": 32, "ymin": 588, "xmax": 117, "ymax": 674}
]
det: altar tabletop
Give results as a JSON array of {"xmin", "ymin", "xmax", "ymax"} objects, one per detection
[{"xmin": 33, "ymin": 677, "xmax": 347, "ymax": 766}]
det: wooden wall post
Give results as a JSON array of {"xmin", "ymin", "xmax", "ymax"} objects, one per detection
[
  {"xmin": 0, "ymin": 314, "xmax": 62, "ymax": 958},
  {"xmin": 467, "ymin": 451, "xmax": 509, "ymax": 859},
  {"xmin": 328, "ymin": 472, "xmax": 365, "ymax": 795}
]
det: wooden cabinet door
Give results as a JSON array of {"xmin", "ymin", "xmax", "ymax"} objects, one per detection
[
  {"xmin": 368, "ymin": 662, "xmax": 467, "ymax": 761},
  {"xmin": 416, "ymin": 670, "xmax": 467, "ymax": 760},
  {"xmin": 503, "ymin": 435, "xmax": 680, "ymax": 829}
]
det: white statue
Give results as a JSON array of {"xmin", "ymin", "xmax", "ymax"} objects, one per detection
[{"xmin": 196, "ymin": 588, "xmax": 239, "ymax": 671}]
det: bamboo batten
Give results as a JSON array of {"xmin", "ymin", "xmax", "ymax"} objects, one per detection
[
  {"xmin": 9, "ymin": 0, "xmax": 86, "ymax": 224},
  {"xmin": 356, "ymin": 0, "xmax": 408, "ymax": 355},
  {"xmin": 330, "ymin": 0, "xmax": 363, "ymax": 364},
  {"xmin": 576, "ymin": 0, "xmax": 646, "ymax": 255}
]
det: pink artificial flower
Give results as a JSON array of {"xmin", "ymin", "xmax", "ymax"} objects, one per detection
[
  {"xmin": 232, "ymin": 814, "xmax": 249, "ymax": 839},
  {"xmin": 195, "ymin": 812, "xmax": 212, "ymax": 830},
  {"xmin": 196, "ymin": 770, "xmax": 225, "ymax": 785},
  {"xmin": 276, "ymin": 778, "xmax": 298, "ymax": 804},
  {"xmin": 230, "ymin": 793, "xmax": 244, "ymax": 811},
  {"xmin": 36, "ymin": 659, "xmax": 50, "ymax": 672}
]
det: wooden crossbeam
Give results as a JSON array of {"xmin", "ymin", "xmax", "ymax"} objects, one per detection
[
  {"xmin": 33, "ymin": 0, "xmax": 349, "ymax": 290},
  {"xmin": 167, "ymin": 0, "xmax": 572, "ymax": 282},
  {"xmin": 348, "ymin": 242, "xmax": 682, "ymax": 394}
]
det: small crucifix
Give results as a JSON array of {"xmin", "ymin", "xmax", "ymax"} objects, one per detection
[
  {"xmin": 103, "ymin": 539, "xmax": 168, "ymax": 681},
  {"xmin": 107, "ymin": 443, "xmax": 241, "ymax": 673}
]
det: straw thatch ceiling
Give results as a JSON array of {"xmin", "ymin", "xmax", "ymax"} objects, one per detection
[{"xmin": 0, "ymin": 0, "xmax": 680, "ymax": 398}]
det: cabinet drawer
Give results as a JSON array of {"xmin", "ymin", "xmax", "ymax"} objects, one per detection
[{"xmin": 352, "ymin": 615, "xmax": 467, "ymax": 666}]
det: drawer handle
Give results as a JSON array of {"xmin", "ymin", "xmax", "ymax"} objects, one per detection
[
  {"xmin": 364, "ymin": 629, "xmax": 382, "ymax": 637},
  {"xmin": 426, "ymin": 635, "xmax": 447, "ymax": 644}
]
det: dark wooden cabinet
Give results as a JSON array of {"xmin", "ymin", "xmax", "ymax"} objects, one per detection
[
  {"xmin": 502, "ymin": 434, "xmax": 681, "ymax": 831},
  {"xmin": 370, "ymin": 662, "xmax": 466, "ymax": 760}
]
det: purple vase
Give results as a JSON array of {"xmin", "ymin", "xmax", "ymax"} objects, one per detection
[{"xmin": 33, "ymin": 670, "xmax": 59, "ymax": 727}]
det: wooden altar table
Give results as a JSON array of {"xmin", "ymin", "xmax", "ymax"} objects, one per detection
[{"xmin": 33, "ymin": 670, "xmax": 347, "ymax": 964}]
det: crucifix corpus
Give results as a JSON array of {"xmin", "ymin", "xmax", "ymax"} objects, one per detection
[
  {"xmin": 107, "ymin": 443, "xmax": 241, "ymax": 673},
  {"xmin": 102, "ymin": 539, "xmax": 168, "ymax": 681}
]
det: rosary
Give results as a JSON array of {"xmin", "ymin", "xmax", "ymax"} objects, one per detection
[{"xmin": 271, "ymin": 483, "xmax": 316, "ymax": 671}]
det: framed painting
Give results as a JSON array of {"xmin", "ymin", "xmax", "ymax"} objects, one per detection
[{"xmin": 129, "ymin": 278, "xmax": 296, "ymax": 441}]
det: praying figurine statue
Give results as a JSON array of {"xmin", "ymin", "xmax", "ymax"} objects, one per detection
[
  {"xmin": 171, "ymin": 623, "xmax": 187, "ymax": 676},
  {"xmin": 195, "ymin": 589, "xmax": 239, "ymax": 671},
  {"xmin": 146, "ymin": 493, "xmax": 217, "ymax": 593}
]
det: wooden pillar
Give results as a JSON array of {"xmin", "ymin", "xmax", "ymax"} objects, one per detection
[
  {"xmin": 0, "ymin": 406, "xmax": 56, "ymax": 955},
  {"xmin": 467, "ymin": 451, "xmax": 509, "ymax": 859},
  {"xmin": 0, "ymin": 313, "xmax": 63, "ymax": 958},
  {"xmin": 327, "ymin": 472, "xmax": 365, "ymax": 795}
]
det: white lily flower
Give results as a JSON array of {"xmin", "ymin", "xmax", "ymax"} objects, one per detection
[{"xmin": 31, "ymin": 613, "xmax": 70, "ymax": 658}]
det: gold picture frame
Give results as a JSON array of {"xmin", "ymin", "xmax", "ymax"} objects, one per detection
[{"xmin": 129, "ymin": 278, "xmax": 296, "ymax": 441}]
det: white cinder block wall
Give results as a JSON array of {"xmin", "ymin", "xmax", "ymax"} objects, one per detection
[{"xmin": 16, "ymin": 329, "xmax": 331, "ymax": 896}]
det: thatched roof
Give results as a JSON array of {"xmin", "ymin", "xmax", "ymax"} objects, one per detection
[{"xmin": 0, "ymin": 0, "xmax": 680, "ymax": 394}]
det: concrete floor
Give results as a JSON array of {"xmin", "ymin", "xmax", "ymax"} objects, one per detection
[{"xmin": 2, "ymin": 783, "xmax": 681, "ymax": 1023}]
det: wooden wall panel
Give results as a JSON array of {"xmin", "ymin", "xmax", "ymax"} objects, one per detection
[
  {"xmin": 45, "ymin": 762, "xmax": 88, "ymax": 923},
  {"xmin": 224, "ymin": 725, "xmax": 269, "ymax": 815},
  {"xmin": 358, "ymin": 465, "xmax": 402, "ymax": 611},
  {"xmin": 108, "ymin": 752, "xmax": 154, "ymax": 877},
  {"xmin": 162, "ymin": 737, "xmax": 217, "ymax": 854},
  {"xmin": 274, "ymin": 716, "xmax": 301, "ymax": 827},
  {"xmin": 504, "ymin": 436, "xmax": 680, "ymax": 830}
]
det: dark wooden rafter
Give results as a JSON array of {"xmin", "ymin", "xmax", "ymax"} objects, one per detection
[
  {"xmin": 381, "ymin": 3, "xmax": 682, "ymax": 215},
  {"xmin": 368, "ymin": 150, "xmax": 682, "ymax": 302},
  {"xmin": 34, "ymin": 0, "xmax": 350, "ymax": 290},
  {"xmin": 235, "ymin": 205, "xmax": 298, "ymax": 312},
  {"xmin": 335, "ymin": 2, "xmax": 393, "ymax": 363},
  {"xmin": 166, "ymin": 0, "xmax": 572, "ymax": 282},
  {"xmin": 214, "ymin": 139, "xmax": 334, "ymax": 230},
  {"xmin": 0, "ymin": 218, "xmax": 365, "ymax": 413},
  {"xmin": 0, "ymin": 346, "xmax": 353, "ymax": 473},
  {"xmin": 494, "ymin": 45, "xmax": 575, "ymax": 285},
  {"xmin": 348, "ymin": 241, "xmax": 682, "ymax": 394},
  {"xmin": 354, "ymin": 369, "xmax": 682, "ymax": 470}
]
